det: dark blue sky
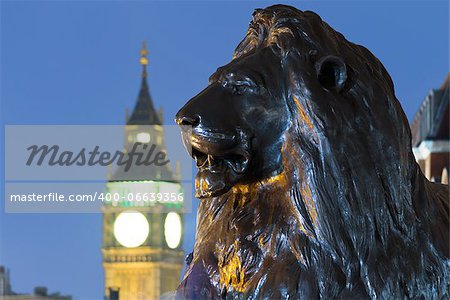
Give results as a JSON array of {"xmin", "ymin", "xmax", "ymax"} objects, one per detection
[{"xmin": 1, "ymin": 1, "xmax": 448, "ymax": 299}]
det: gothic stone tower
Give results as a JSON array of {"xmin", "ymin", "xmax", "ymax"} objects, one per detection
[{"xmin": 102, "ymin": 43, "xmax": 184, "ymax": 300}]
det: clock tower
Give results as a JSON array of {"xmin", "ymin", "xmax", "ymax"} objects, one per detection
[{"xmin": 102, "ymin": 42, "xmax": 184, "ymax": 300}]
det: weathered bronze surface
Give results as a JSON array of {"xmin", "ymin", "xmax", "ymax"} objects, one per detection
[{"xmin": 175, "ymin": 5, "xmax": 449, "ymax": 299}]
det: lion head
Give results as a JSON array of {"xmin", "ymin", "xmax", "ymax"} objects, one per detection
[{"xmin": 176, "ymin": 5, "xmax": 449, "ymax": 299}]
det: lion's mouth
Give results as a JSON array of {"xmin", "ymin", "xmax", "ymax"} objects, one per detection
[
  {"xmin": 191, "ymin": 146, "xmax": 250, "ymax": 199},
  {"xmin": 182, "ymin": 129, "xmax": 251, "ymax": 199},
  {"xmin": 193, "ymin": 148, "xmax": 249, "ymax": 174}
]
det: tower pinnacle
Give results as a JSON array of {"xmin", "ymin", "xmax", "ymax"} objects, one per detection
[
  {"xmin": 126, "ymin": 41, "xmax": 161, "ymax": 125},
  {"xmin": 140, "ymin": 41, "xmax": 149, "ymax": 67}
]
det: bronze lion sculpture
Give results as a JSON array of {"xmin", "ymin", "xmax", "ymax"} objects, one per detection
[{"xmin": 175, "ymin": 5, "xmax": 449, "ymax": 299}]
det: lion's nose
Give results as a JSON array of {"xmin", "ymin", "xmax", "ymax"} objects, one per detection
[{"xmin": 175, "ymin": 114, "xmax": 201, "ymax": 127}]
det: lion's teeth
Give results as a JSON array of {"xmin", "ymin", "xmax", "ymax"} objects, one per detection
[
  {"xmin": 207, "ymin": 155, "xmax": 214, "ymax": 166},
  {"xmin": 230, "ymin": 157, "xmax": 248, "ymax": 173},
  {"xmin": 196, "ymin": 154, "xmax": 208, "ymax": 168}
]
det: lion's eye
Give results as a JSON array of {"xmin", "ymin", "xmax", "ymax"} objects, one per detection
[
  {"xmin": 316, "ymin": 55, "xmax": 347, "ymax": 92},
  {"xmin": 231, "ymin": 84, "xmax": 250, "ymax": 95},
  {"xmin": 221, "ymin": 73, "xmax": 258, "ymax": 95}
]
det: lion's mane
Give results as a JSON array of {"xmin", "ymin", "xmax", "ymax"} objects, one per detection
[{"xmin": 178, "ymin": 5, "xmax": 449, "ymax": 299}]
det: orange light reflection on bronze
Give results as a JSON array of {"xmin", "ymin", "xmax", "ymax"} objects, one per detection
[
  {"xmin": 218, "ymin": 241, "xmax": 246, "ymax": 292},
  {"xmin": 293, "ymin": 96, "xmax": 313, "ymax": 130}
]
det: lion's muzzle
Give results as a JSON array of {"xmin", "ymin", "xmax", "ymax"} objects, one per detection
[{"xmin": 176, "ymin": 108, "xmax": 251, "ymax": 199}]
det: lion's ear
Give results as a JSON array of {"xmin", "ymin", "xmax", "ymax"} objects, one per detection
[{"xmin": 316, "ymin": 55, "xmax": 347, "ymax": 92}]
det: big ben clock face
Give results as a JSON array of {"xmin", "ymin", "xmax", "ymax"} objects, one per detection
[
  {"xmin": 113, "ymin": 210, "xmax": 149, "ymax": 248},
  {"xmin": 164, "ymin": 212, "xmax": 182, "ymax": 249}
]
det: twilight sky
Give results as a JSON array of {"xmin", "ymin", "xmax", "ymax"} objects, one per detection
[{"xmin": 1, "ymin": 1, "xmax": 448, "ymax": 299}]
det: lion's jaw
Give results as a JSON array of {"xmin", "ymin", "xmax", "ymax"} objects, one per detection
[{"xmin": 182, "ymin": 126, "xmax": 252, "ymax": 199}]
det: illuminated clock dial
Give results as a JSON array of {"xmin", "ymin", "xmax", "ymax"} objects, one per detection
[
  {"xmin": 113, "ymin": 210, "xmax": 149, "ymax": 248},
  {"xmin": 164, "ymin": 212, "xmax": 182, "ymax": 249},
  {"xmin": 136, "ymin": 132, "xmax": 150, "ymax": 143}
]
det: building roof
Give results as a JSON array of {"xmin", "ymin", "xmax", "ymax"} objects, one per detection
[{"xmin": 411, "ymin": 73, "xmax": 450, "ymax": 147}]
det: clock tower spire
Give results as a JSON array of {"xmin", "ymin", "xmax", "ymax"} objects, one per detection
[{"xmin": 127, "ymin": 41, "xmax": 162, "ymax": 126}]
